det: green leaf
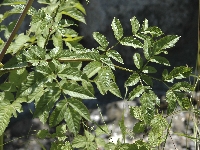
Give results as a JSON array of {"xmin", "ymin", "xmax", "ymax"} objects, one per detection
[
  {"xmin": 94, "ymin": 67, "xmax": 116, "ymax": 95},
  {"xmin": 106, "ymin": 50, "xmax": 124, "ymax": 64},
  {"xmin": 18, "ymin": 71, "xmax": 47, "ymax": 97},
  {"xmin": 125, "ymin": 72, "xmax": 140, "ymax": 87},
  {"xmin": 111, "ymin": 17, "xmax": 123, "ymax": 40},
  {"xmin": 58, "ymin": 67, "xmax": 84, "ymax": 81},
  {"xmin": 95, "ymin": 137, "xmax": 106, "ymax": 148},
  {"xmin": 153, "ymin": 35, "xmax": 180, "ymax": 54},
  {"xmin": 141, "ymin": 74, "xmax": 153, "ymax": 87},
  {"xmin": 37, "ymin": 35, "xmax": 46, "ymax": 48},
  {"xmin": 150, "ymin": 56, "xmax": 170, "ymax": 66},
  {"xmin": 9, "ymin": 68, "xmax": 28, "ymax": 86},
  {"xmin": 61, "ymin": 9, "xmax": 86, "ymax": 23},
  {"xmin": 49, "ymin": 99, "xmax": 68, "ymax": 127},
  {"xmin": 120, "ymin": 37, "xmax": 143, "ymax": 48},
  {"xmin": 62, "ymin": 82, "xmax": 95, "ymax": 99},
  {"xmin": 7, "ymin": 33, "xmax": 30, "ymax": 54},
  {"xmin": 11, "ymin": 97, "xmax": 27, "ymax": 117},
  {"xmin": 37, "ymin": 129, "xmax": 50, "ymax": 139},
  {"xmin": 0, "ymin": 83, "xmax": 16, "ymax": 92},
  {"xmin": 104, "ymin": 142, "xmax": 116, "ymax": 150},
  {"xmin": 34, "ymin": 87, "xmax": 61, "ymax": 124},
  {"xmin": 52, "ymin": 34, "xmax": 63, "ymax": 50},
  {"xmin": 171, "ymin": 82, "xmax": 194, "ymax": 92},
  {"xmin": 68, "ymin": 98, "xmax": 91, "ymax": 122},
  {"xmin": 178, "ymin": 97, "xmax": 191, "ymax": 110},
  {"xmin": 144, "ymin": 26, "xmax": 163, "ymax": 37},
  {"xmin": 128, "ymin": 85, "xmax": 150, "ymax": 100},
  {"xmin": 133, "ymin": 122, "xmax": 145, "ymax": 134},
  {"xmin": 27, "ymin": 86, "xmax": 44, "ymax": 103},
  {"xmin": 85, "ymin": 130, "xmax": 95, "ymax": 142},
  {"xmin": 143, "ymin": 38, "xmax": 152, "ymax": 59},
  {"xmin": 130, "ymin": 16, "xmax": 140, "ymax": 35},
  {"xmin": 72, "ymin": 135, "xmax": 87, "ymax": 148},
  {"xmin": 93, "ymin": 32, "xmax": 109, "ymax": 49},
  {"xmin": 82, "ymin": 80, "xmax": 95, "ymax": 95},
  {"xmin": 162, "ymin": 69, "xmax": 168, "ymax": 80},
  {"xmin": 142, "ymin": 66, "xmax": 157, "ymax": 73},
  {"xmin": 95, "ymin": 125, "xmax": 110, "ymax": 136},
  {"xmin": 109, "ymin": 82, "xmax": 122, "ymax": 98},
  {"xmin": 0, "ymin": 98, "xmax": 12, "ymax": 136},
  {"xmin": 140, "ymin": 91, "xmax": 159, "ymax": 123},
  {"xmin": 23, "ymin": 46, "xmax": 46, "ymax": 65},
  {"xmin": 133, "ymin": 53, "xmax": 143, "ymax": 69},
  {"xmin": 55, "ymin": 124, "xmax": 67, "ymax": 141},
  {"xmin": 1, "ymin": 0, "xmax": 27, "ymax": 5},
  {"xmin": 64, "ymin": 106, "xmax": 81, "ymax": 136},
  {"xmin": 149, "ymin": 115, "xmax": 168, "ymax": 147},
  {"xmin": 142, "ymin": 18, "xmax": 148, "ymax": 31},
  {"xmin": 164, "ymin": 66, "xmax": 192, "ymax": 82},
  {"xmin": 100, "ymin": 56, "xmax": 115, "ymax": 70},
  {"xmin": 83, "ymin": 61, "xmax": 102, "ymax": 78},
  {"xmin": 166, "ymin": 90, "xmax": 178, "ymax": 114},
  {"xmin": 75, "ymin": 2, "xmax": 86, "ymax": 15}
]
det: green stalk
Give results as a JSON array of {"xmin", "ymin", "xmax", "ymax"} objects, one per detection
[{"xmin": 0, "ymin": 134, "xmax": 3, "ymax": 150}]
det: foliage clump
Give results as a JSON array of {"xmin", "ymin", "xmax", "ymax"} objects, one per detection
[{"xmin": 0, "ymin": 0, "xmax": 198, "ymax": 149}]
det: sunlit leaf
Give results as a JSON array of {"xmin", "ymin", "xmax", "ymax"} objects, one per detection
[
  {"xmin": 130, "ymin": 16, "xmax": 140, "ymax": 35},
  {"xmin": 106, "ymin": 50, "xmax": 124, "ymax": 64},
  {"xmin": 120, "ymin": 36, "xmax": 143, "ymax": 48},
  {"xmin": 111, "ymin": 17, "xmax": 123, "ymax": 40},
  {"xmin": 83, "ymin": 61, "xmax": 102, "ymax": 78},
  {"xmin": 125, "ymin": 72, "xmax": 140, "ymax": 87},
  {"xmin": 93, "ymin": 32, "xmax": 109, "ymax": 49},
  {"xmin": 133, "ymin": 53, "xmax": 143, "ymax": 69},
  {"xmin": 150, "ymin": 56, "xmax": 170, "ymax": 66},
  {"xmin": 153, "ymin": 35, "xmax": 180, "ymax": 54},
  {"xmin": 62, "ymin": 82, "xmax": 95, "ymax": 99},
  {"xmin": 142, "ymin": 66, "xmax": 157, "ymax": 73}
]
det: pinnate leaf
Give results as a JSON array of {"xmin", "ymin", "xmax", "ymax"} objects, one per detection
[
  {"xmin": 125, "ymin": 72, "xmax": 140, "ymax": 87},
  {"xmin": 93, "ymin": 32, "xmax": 109, "ymax": 49},
  {"xmin": 68, "ymin": 98, "xmax": 91, "ymax": 121},
  {"xmin": 128, "ymin": 85, "xmax": 150, "ymax": 100},
  {"xmin": 34, "ymin": 87, "xmax": 61, "ymax": 124},
  {"xmin": 130, "ymin": 16, "xmax": 140, "ymax": 35},
  {"xmin": 83, "ymin": 61, "xmax": 102, "ymax": 78},
  {"xmin": 133, "ymin": 53, "xmax": 143, "ymax": 69},
  {"xmin": 106, "ymin": 50, "xmax": 124, "ymax": 64},
  {"xmin": 142, "ymin": 66, "xmax": 157, "ymax": 73},
  {"xmin": 144, "ymin": 26, "xmax": 163, "ymax": 37},
  {"xmin": 166, "ymin": 90, "xmax": 178, "ymax": 114},
  {"xmin": 120, "ymin": 36, "xmax": 143, "ymax": 48},
  {"xmin": 141, "ymin": 74, "xmax": 153, "ymax": 86},
  {"xmin": 150, "ymin": 56, "xmax": 170, "ymax": 66},
  {"xmin": 62, "ymin": 82, "xmax": 95, "ymax": 99},
  {"xmin": 164, "ymin": 66, "xmax": 192, "ymax": 82},
  {"xmin": 49, "ymin": 99, "xmax": 68, "ymax": 127},
  {"xmin": 111, "ymin": 17, "xmax": 123, "ymax": 40},
  {"xmin": 153, "ymin": 35, "xmax": 180, "ymax": 54},
  {"xmin": 64, "ymin": 106, "xmax": 81, "ymax": 135}
]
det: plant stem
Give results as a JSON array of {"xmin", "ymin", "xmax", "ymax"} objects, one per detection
[
  {"xmin": 0, "ymin": 134, "xmax": 3, "ymax": 150},
  {"xmin": 0, "ymin": 0, "xmax": 34, "ymax": 62}
]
